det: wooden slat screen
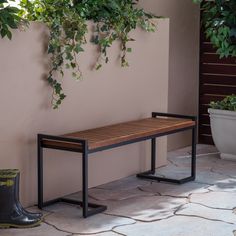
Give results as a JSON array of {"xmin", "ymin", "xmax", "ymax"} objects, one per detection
[{"xmin": 199, "ymin": 33, "xmax": 236, "ymax": 144}]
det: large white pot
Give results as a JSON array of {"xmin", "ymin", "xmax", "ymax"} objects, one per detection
[{"xmin": 209, "ymin": 108, "xmax": 236, "ymax": 160}]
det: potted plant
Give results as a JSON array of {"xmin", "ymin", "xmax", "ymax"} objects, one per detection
[
  {"xmin": 193, "ymin": 1, "xmax": 236, "ymax": 160},
  {"xmin": 208, "ymin": 95, "xmax": 236, "ymax": 160}
]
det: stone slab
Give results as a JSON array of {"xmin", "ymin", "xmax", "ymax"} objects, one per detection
[
  {"xmin": 66, "ymin": 187, "xmax": 154, "ymax": 202},
  {"xmin": 195, "ymin": 170, "xmax": 230, "ymax": 185},
  {"xmin": 213, "ymin": 161, "xmax": 236, "ymax": 178},
  {"xmin": 190, "ymin": 192, "xmax": 236, "ymax": 209},
  {"xmin": 114, "ymin": 215, "xmax": 236, "ymax": 236},
  {"xmin": 169, "ymin": 154, "xmax": 219, "ymax": 171},
  {"xmin": 97, "ymin": 175, "xmax": 151, "ymax": 191},
  {"xmin": 44, "ymin": 203, "xmax": 135, "ymax": 234},
  {"xmin": 105, "ymin": 195, "xmax": 187, "ymax": 221},
  {"xmin": 0, "ymin": 223, "xmax": 67, "ymax": 236},
  {"xmin": 208, "ymin": 178, "xmax": 236, "ymax": 192},
  {"xmin": 88, "ymin": 187, "xmax": 154, "ymax": 201},
  {"xmin": 168, "ymin": 144, "xmax": 218, "ymax": 160},
  {"xmin": 154, "ymin": 165, "xmax": 191, "ymax": 180},
  {"xmin": 176, "ymin": 203, "xmax": 236, "ymax": 224},
  {"xmin": 139, "ymin": 181, "xmax": 209, "ymax": 197},
  {"xmin": 74, "ymin": 232, "xmax": 119, "ymax": 236}
]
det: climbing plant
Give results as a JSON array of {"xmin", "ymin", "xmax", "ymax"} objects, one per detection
[
  {"xmin": 18, "ymin": 0, "xmax": 158, "ymax": 108},
  {"xmin": 194, "ymin": 0, "xmax": 236, "ymax": 58},
  {"xmin": 0, "ymin": 0, "xmax": 22, "ymax": 39}
]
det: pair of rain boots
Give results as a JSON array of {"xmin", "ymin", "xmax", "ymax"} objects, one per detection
[{"xmin": 0, "ymin": 169, "xmax": 42, "ymax": 228}]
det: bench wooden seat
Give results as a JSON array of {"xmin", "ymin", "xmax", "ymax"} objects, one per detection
[
  {"xmin": 37, "ymin": 112, "xmax": 197, "ymax": 219},
  {"xmin": 42, "ymin": 117, "xmax": 195, "ymax": 151}
]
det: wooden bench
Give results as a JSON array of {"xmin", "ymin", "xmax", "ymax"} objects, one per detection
[{"xmin": 37, "ymin": 112, "xmax": 197, "ymax": 218}]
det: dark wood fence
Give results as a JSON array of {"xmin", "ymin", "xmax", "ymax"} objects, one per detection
[{"xmin": 199, "ymin": 35, "xmax": 236, "ymax": 144}]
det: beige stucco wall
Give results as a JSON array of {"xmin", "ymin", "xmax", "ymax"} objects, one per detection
[
  {"xmin": 0, "ymin": 20, "xmax": 169, "ymax": 206},
  {"xmin": 139, "ymin": 0, "xmax": 200, "ymax": 150}
]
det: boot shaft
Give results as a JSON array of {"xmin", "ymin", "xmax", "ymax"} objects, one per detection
[{"xmin": 0, "ymin": 170, "xmax": 19, "ymax": 216}]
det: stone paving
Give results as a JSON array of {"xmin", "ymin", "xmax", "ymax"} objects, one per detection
[{"xmin": 1, "ymin": 144, "xmax": 236, "ymax": 236}]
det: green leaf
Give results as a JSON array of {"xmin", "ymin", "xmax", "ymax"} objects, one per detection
[
  {"xmin": 96, "ymin": 64, "xmax": 102, "ymax": 70},
  {"xmin": 74, "ymin": 44, "xmax": 84, "ymax": 53},
  {"xmin": 127, "ymin": 48, "xmax": 132, "ymax": 52}
]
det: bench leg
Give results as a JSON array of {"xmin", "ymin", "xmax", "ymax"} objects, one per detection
[
  {"xmin": 151, "ymin": 138, "xmax": 156, "ymax": 174},
  {"xmin": 82, "ymin": 147, "xmax": 89, "ymax": 217},
  {"xmin": 82, "ymin": 146, "xmax": 108, "ymax": 217},
  {"xmin": 191, "ymin": 125, "xmax": 197, "ymax": 180},
  {"xmin": 38, "ymin": 135, "xmax": 43, "ymax": 209},
  {"xmin": 37, "ymin": 138, "xmax": 107, "ymax": 217},
  {"xmin": 137, "ymin": 126, "xmax": 197, "ymax": 184}
]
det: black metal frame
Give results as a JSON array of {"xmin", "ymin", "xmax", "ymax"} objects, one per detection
[
  {"xmin": 38, "ymin": 135, "xmax": 107, "ymax": 218},
  {"xmin": 136, "ymin": 112, "xmax": 197, "ymax": 184},
  {"xmin": 37, "ymin": 112, "xmax": 197, "ymax": 218}
]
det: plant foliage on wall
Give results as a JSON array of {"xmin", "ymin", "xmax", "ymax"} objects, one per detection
[
  {"xmin": 0, "ymin": 0, "xmax": 22, "ymax": 39},
  {"xmin": 4, "ymin": 0, "xmax": 157, "ymax": 108},
  {"xmin": 194, "ymin": 0, "xmax": 236, "ymax": 58}
]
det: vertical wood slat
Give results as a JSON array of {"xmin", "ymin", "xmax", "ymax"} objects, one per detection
[{"xmin": 199, "ymin": 21, "xmax": 236, "ymax": 145}]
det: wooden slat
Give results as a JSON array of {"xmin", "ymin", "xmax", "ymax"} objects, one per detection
[
  {"xmin": 201, "ymin": 64, "xmax": 236, "ymax": 74},
  {"xmin": 199, "ymin": 104, "xmax": 210, "ymax": 115},
  {"xmin": 199, "ymin": 114, "xmax": 210, "ymax": 125},
  {"xmin": 200, "ymin": 84, "xmax": 236, "ymax": 95},
  {"xmin": 201, "ymin": 42, "xmax": 216, "ymax": 53},
  {"xmin": 199, "ymin": 134, "xmax": 214, "ymax": 145},
  {"xmin": 201, "ymin": 53, "xmax": 236, "ymax": 64},
  {"xmin": 199, "ymin": 94, "xmax": 226, "ymax": 105},
  {"xmin": 43, "ymin": 117, "xmax": 195, "ymax": 151},
  {"xmin": 199, "ymin": 125, "xmax": 211, "ymax": 135},
  {"xmin": 200, "ymin": 74, "xmax": 236, "ymax": 86},
  {"xmin": 43, "ymin": 141, "xmax": 83, "ymax": 152}
]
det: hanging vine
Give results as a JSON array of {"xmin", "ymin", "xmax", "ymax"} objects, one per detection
[{"xmin": 18, "ymin": 0, "xmax": 158, "ymax": 108}]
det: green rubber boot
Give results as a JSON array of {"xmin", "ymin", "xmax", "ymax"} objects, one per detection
[
  {"xmin": 0, "ymin": 169, "xmax": 42, "ymax": 228},
  {"xmin": 15, "ymin": 173, "xmax": 42, "ymax": 220}
]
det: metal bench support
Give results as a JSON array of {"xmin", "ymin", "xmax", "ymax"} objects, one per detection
[
  {"xmin": 137, "ymin": 112, "xmax": 197, "ymax": 184},
  {"xmin": 37, "ymin": 135, "xmax": 107, "ymax": 218}
]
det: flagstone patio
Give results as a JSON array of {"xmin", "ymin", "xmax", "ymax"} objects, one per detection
[{"xmin": 1, "ymin": 144, "xmax": 236, "ymax": 236}]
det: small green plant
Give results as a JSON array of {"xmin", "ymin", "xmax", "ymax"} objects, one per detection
[
  {"xmin": 19, "ymin": 0, "xmax": 158, "ymax": 108},
  {"xmin": 193, "ymin": 0, "xmax": 236, "ymax": 58},
  {"xmin": 210, "ymin": 95, "xmax": 236, "ymax": 111},
  {"xmin": 0, "ymin": 0, "xmax": 22, "ymax": 39}
]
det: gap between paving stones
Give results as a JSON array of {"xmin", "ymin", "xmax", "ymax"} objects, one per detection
[
  {"xmin": 103, "ymin": 200, "xmax": 187, "ymax": 224},
  {"xmin": 112, "ymin": 216, "xmax": 236, "ymax": 236},
  {"xmin": 137, "ymin": 179, "xmax": 212, "ymax": 199},
  {"xmin": 44, "ymin": 213, "xmax": 135, "ymax": 236},
  {"xmin": 175, "ymin": 203, "xmax": 236, "ymax": 225},
  {"xmin": 189, "ymin": 192, "xmax": 236, "ymax": 210},
  {"xmin": 175, "ymin": 212, "xmax": 235, "ymax": 225},
  {"xmin": 211, "ymin": 167, "xmax": 236, "ymax": 179},
  {"xmin": 44, "ymin": 202, "xmax": 136, "ymax": 235},
  {"xmin": 43, "ymin": 215, "xmax": 74, "ymax": 235}
]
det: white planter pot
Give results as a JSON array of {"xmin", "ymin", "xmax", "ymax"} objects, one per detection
[{"xmin": 209, "ymin": 108, "xmax": 236, "ymax": 161}]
